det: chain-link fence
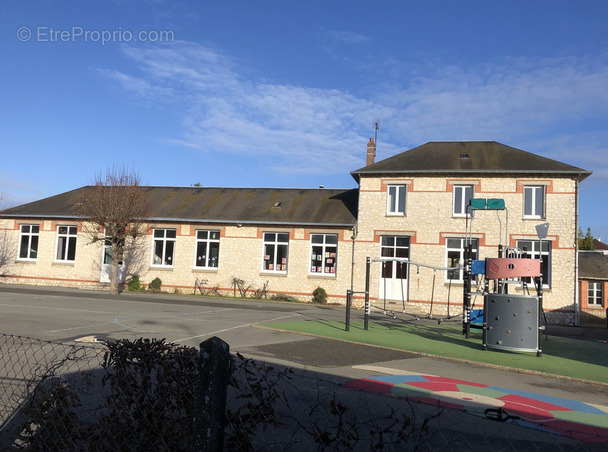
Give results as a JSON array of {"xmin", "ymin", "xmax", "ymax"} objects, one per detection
[{"xmin": 0, "ymin": 333, "xmax": 604, "ymax": 451}]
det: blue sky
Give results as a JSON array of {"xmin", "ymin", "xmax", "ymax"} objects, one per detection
[{"xmin": 1, "ymin": 1, "xmax": 607, "ymax": 241}]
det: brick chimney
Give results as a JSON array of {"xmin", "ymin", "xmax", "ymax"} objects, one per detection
[{"xmin": 366, "ymin": 138, "xmax": 376, "ymax": 166}]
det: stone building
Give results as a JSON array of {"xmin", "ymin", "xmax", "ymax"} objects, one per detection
[
  {"xmin": 0, "ymin": 141, "xmax": 592, "ymax": 325},
  {"xmin": 578, "ymin": 250, "xmax": 608, "ymax": 325}
]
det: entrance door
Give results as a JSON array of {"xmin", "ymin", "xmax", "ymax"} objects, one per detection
[
  {"xmin": 379, "ymin": 236, "xmax": 410, "ymax": 301},
  {"xmin": 100, "ymin": 237, "xmax": 125, "ymax": 283}
]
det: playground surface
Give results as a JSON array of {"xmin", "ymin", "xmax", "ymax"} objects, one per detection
[
  {"xmin": 2, "ymin": 283, "xmax": 606, "ymax": 444},
  {"xmin": 263, "ymin": 316, "xmax": 608, "ymax": 384},
  {"xmin": 263, "ymin": 314, "xmax": 608, "ymax": 444},
  {"xmin": 346, "ymin": 372, "xmax": 608, "ymax": 444}
]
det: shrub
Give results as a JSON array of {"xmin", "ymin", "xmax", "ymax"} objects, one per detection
[
  {"xmin": 270, "ymin": 293, "xmax": 300, "ymax": 303},
  {"xmin": 127, "ymin": 275, "xmax": 141, "ymax": 292},
  {"xmin": 312, "ymin": 287, "xmax": 327, "ymax": 304},
  {"xmin": 94, "ymin": 338, "xmax": 199, "ymax": 450},
  {"xmin": 149, "ymin": 277, "xmax": 162, "ymax": 292}
]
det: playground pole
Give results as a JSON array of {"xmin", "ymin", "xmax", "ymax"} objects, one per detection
[
  {"xmin": 345, "ymin": 290, "xmax": 351, "ymax": 332},
  {"xmin": 498, "ymin": 244, "xmax": 506, "ymax": 294},
  {"xmin": 463, "ymin": 243, "xmax": 472, "ymax": 338},
  {"xmin": 364, "ymin": 257, "xmax": 370, "ymax": 331},
  {"xmin": 537, "ymin": 253, "xmax": 544, "ymax": 357}
]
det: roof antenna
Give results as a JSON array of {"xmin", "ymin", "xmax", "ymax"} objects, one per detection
[{"xmin": 373, "ymin": 119, "xmax": 380, "ymax": 149}]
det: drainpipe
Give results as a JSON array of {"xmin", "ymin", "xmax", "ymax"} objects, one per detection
[
  {"xmin": 350, "ymin": 223, "xmax": 358, "ymax": 292},
  {"xmin": 574, "ymin": 177, "xmax": 580, "ymax": 326}
]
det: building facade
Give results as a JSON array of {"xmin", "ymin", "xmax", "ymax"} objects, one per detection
[
  {"xmin": 0, "ymin": 141, "xmax": 592, "ymax": 325},
  {"xmin": 578, "ymin": 250, "xmax": 608, "ymax": 325}
]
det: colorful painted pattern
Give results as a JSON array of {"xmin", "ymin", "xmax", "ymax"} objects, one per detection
[{"xmin": 347, "ymin": 374, "xmax": 608, "ymax": 444}]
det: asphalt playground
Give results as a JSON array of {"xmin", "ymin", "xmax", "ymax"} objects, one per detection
[{"xmin": 0, "ymin": 283, "xmax": 607, "ymax": 445}]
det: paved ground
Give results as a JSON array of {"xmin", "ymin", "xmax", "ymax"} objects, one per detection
[
  {"xmin": 348, "ymin": 373, "xmax": 608, "ymax": 444},
  {"xmin": 1, "ymin": 283, "xmax": 607, "ymax": 445}
]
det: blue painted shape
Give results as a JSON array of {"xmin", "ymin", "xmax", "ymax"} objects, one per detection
[
  {"xmin": 372, "ymin": 375, "xmax": 426, "ymax": 384},
  {"xmin": 470, "ymin": 309, "xmax": 484, "ymax": 327},
  {"xmin": 471, "ymin": 260, "xmax": 485, "ymax": 275},
  {"xmin": 488, "ymin": 386, "xmax": 608, "ymax": 415}
]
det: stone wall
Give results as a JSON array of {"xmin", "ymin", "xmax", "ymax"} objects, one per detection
[
  {"xmin": 0, "ymin": 172, "xmax": 583, "ymax": 326},
  {"xmin": 351, "ymin": 175, "xmax": 580, "ymax": 325},
  {"xmin": 0, "ymin": 219, "xmax": 355, "ymax": 303}
]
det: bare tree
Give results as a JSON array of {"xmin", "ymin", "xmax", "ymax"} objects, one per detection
[
  {"xmin": 77, "ymin": 167, "xmax": 150, "ymax": 295},
  {"xmin": 0, "ymin": 227, "xmax": 17, "ymax": 277}
]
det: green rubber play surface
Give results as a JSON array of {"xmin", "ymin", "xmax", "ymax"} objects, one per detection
[{"xmin": 263, "ymin": 319, "xmax": 608, "ymax": 384}]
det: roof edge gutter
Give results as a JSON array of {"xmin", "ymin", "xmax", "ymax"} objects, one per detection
[
  {"xmin": 0, "ymin": 214, "xmax": 80, "ymax": 220},
  {"xmin": 351, "ymin": 169, "xmax": 592, "ymax": 176},
  {"xmin": 0, "ymin": 214, "xmax": 356, "ymax": 229},
  {"xmin": 147, "ymin": 217, "xmax": 356, "ymax": 228}
]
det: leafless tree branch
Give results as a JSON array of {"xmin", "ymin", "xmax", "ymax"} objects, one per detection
[{"xmin": 76, "ymin": 166, "xmax": 151, "ymax": 295}]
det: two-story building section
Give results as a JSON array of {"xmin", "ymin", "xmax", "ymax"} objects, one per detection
[
  {"xmin": 350, "ymin": 141, "xmax": 591, "ymax": 325},
  {"xmin": 0, "ymin": 141, "xmax": 592, "ymax": 325}
]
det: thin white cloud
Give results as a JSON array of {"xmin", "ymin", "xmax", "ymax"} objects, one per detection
[
  {"xmin": 0, "ymin": 174, "xmax": 42, "ymax": 209},
  {"xmin": 385, "ymin": 55, "xmax": 608, "ymax": 143},
  {"xmin": 328, "ymin": 30, "xmax": 370, "ymax": 44},
  {"xmin": 375, "ymin": 54, "xmax": 608, "ymax": 183},
  {"xmin": 525, "ymin": 133, "xmax": 608, "ymax": 184},
  {"xmin": 104, "ymin": 42, "xmax": 383, "ymax": 173},
  {"xmin": 97, "ymin": 68, "xmax": 173, "ymax": 99},
  {"xmin": 103, "ymin": 41, "xmax": 608, "ymax": 181},
  {"xmin": 0, "ymin": 193, "xmax": 36, "ymax": 210},
  {"xmin": 121, "ymin": 43, "xmax": 239, "ymax": 91}
]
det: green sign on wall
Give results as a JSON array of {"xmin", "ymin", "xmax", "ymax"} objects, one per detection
[{"xmin": 469, "ymin": 198, "xmax": 505, "ymax": 210}]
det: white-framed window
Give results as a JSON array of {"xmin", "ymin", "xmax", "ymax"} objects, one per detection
[
  {"xmin": 19, "ymin": 224, "xmax": 39, "ymax": 260},
  {"xmin": 152, "ymin": 228, "xmax": 176, "ymax": 266},
  {"xmin": 387, "ymin": 185, "xmax": 407, "ymax": 215},
  {"xmin": 55, "ymin": 225, "xmax": 77, "ymax": 262},
  {"xmin": 523, "ymin": 186, "xmax": 545, "ymax": 219},
  {"xmin": 517, "ymin": 239, "xmax": 551, "ymax": 286},
  {"xmin": 103, "ymin": 234, "xmax": 124, "ymax": 265},
  {"xmin": 588, "ymin": 281, "xmax": 603, "ymax": 306},
  {"xmin": 453, "ymin": 185, "xmax": 474, "ymax": 217},
  {"xmin": 446, "ymin": 237, "xmax": 478, "ymax": 281},
  {"xmin": 310, "ymin": 234, "xmax": 338, "ymax": 275},
  {"xmin": 262, "ymin": 232, "xmax": 289, "ymax": 272},
  {"xmin": 195, "ymin": 230, "xmax": 220, "ymax": 268},
  {"xmin": 381, "ymin": 236, "xmax": 410, "ymax": 280}
]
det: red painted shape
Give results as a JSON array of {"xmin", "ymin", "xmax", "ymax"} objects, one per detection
[
  {"xmin": 346, "ymin": 378, "xmax": 394, "ymax": 394},
  {"xmin": 424, "ymin": 375, "xmax": 488, "ymax": 388},
  {"xmin": 500, "ymin": 401, "xmax": 555, "ymax": 421},
  {"xmin": 407, "ymin": 381, "xmax": 460, "ymax": 392},
  {"xmin": 542, "ymin": 419, "xmax": 608, "ymax": 444},
  {"xmin": 408, "ymin": 397, "xmax": 464, "ymax": 410},
  {"xmin": 485, "ymin": 258, "xmax": 541, "ymax": 279},
  {"xmin": 498, "ymin": 394, "xmax": 573, "ymax": 412}
]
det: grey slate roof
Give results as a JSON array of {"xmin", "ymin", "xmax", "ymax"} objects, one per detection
[
  {"xmin": 579, "ymin": 252, "xmax": 608, "ymax": 280},
  {"xmin": 351, "ymin": 141, "xmax": 592, "ymax": 182},
  {"xmin": 0, "ymin": 186, "xmax": 358, "ymax": 227},
  {"xmin": 593, "ymin": 239, "xmax": 608, "ymax": 251}
]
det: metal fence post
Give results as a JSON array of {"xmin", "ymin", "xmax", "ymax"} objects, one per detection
[
  {"xmin": 537, "ymin": 272, "xmax": 543, "ymax": 357},
  {"xmin": 463, "ymin": 244, "xmax": 472, "ymax": 338},
  {"xmin": 197, "ymin": 336, "xmax": 230, "ymax": 452},
  {"xmin": 345, "ymin": 290, "xmax": 352, "ymax": 331},
  {"xmin": 364, "ymin": 257, "xmax": 370, "ymax": 331}
]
